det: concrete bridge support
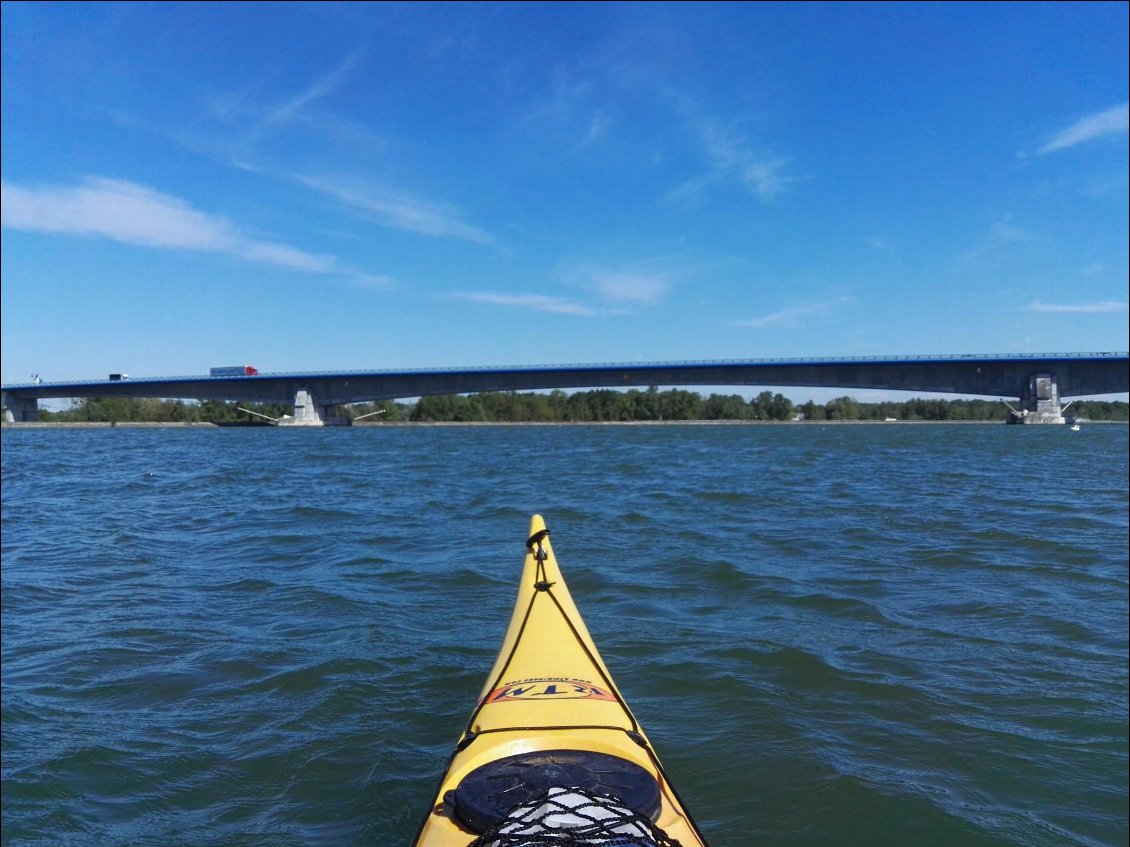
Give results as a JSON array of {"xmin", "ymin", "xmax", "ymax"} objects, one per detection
[
  {"xmin": 1, "ymin": 393, "xmax": 39, "ymax": 422},
  {"xmin": 278, "ymin": 390, "xmax": 349, "ymax": 427},
  {"xmin": 1010, "ymin": 373, "xmax": 1068, "ymax": 424}
]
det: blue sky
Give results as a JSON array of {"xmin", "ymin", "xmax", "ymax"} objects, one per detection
[{"xmin": 2, "ymin": 2, "xmax": 1127, "ymax": 400}]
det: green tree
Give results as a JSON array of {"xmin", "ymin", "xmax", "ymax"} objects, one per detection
[
  {"xmin": 765, "ymin": 392, "xmax": 794, "ymax": 421},
  {"xmin": 824, "ymin": 396, "xmax": 859, "ymax": 420},
  {"xmin": 798, "ymin": 400, "xmax": 824, "ymax": 421}
]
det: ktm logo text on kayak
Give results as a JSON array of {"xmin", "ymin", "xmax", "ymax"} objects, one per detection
[{"xmin": 484, "ymin": 677, "xmax": 618, "ymax": 703}]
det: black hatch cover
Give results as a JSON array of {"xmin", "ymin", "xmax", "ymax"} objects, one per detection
[{"xmin": 445, "ymin": 749, "xmax": 661, "ymax": 834}]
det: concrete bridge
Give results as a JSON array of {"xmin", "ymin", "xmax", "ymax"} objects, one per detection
[{"xmin": 3, "ymin": 353, "xmax": 1127, "ymax": 426}]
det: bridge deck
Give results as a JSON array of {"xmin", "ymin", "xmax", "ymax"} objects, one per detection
[{"xmin": 3, "ymin": 354, "xmax": 1128, "ymax": 416}]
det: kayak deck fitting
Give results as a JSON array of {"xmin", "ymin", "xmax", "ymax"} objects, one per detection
[{"xmin": 410, "ymin": 515, "xmax": 709, "ymax": 846}]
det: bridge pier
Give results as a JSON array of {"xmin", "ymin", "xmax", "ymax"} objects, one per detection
[
  {"xmin": 278, "ymin": 390, "xmax": 349, "ymax": 427},
  {"xmin": 1009, "ymin": 373, "xmax": 1069, "ymax": 424},
  {"xmin": 1, "ymin": 393, "xmax": 39, "ymax": 422}
]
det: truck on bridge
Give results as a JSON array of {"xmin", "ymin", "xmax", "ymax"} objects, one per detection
[{"xmin": 210, "ymin": 365, "xmax": 259, "ymax": 377}]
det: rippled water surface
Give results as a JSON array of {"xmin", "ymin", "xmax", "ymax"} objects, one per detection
[{"xmin": 2, "ymin": 424, "xmax": 1127, "ymax": 846}]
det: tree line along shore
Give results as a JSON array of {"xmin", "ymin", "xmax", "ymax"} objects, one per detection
[{"xmin": 16, "ymin": 388, "xmax": 1129, "ymax": 425}]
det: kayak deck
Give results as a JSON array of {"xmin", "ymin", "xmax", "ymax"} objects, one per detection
[{"xmin": 410, "ymin": 515, "xmax": 708, "ymax": 846}]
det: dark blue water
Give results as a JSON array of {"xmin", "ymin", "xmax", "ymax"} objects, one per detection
[{"xmin": 2, "ymin": 424, "xmax": 1127, "ymax": 846}]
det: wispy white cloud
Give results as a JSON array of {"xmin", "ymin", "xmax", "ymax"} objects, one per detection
[
  {"xmin": 531, "ymin": 65, "xmax": 594, "ymax": 123},
  {"xmin": 958, "ymin": 217, "xmax": 1037, "ymax": 267},
  {"xmin": 462, "ymin": 260, "xmax": 677, "ymax": 318},
  {"xmin": 266, "ymin": 52, "xmax": 363, "ymax": 127},
  {"xmin": 461, "ymin": 292, "xmax": 591, "ymax": 315},
  {"xmin": 530, "ymin": 50, "xmax": 792, "ymax": 203},
  {"xmin": 711, "ymin": 147, "xmax": 789, "ymax": 202},
  {"xmin": 515, "ymin": 63, "xmax": 615, "ymax": 151},
  {"xmin": 0, "ymin": 177, "xmax": 339, "ymax": 274},
  {"xmin": 567, "ymin": 263, "xmax": 674, "ymax": 305},
  {"xmin": 731, "ymin": 296, "xmax": 852, "ymax": 329},
  {"xmin": 673, "ymin": 111, "xmax": 792, "ymax": 203},
  {"xmin": 1029, "ymin": 300, "xmax": 1128, "ymax": 314},
  {"xmin": 596, "ymin": 20, "xmax": 793, "ymax": 202},
  {"xmin": 583, "ymin": 111, "xmax": 612, "ymax": 146},
  {"xmin": 223, "ymin": 52, "xmax": 368, "ymax": 159},
  {"xmin": 297, "ymin": 175, "xmax": 495, "ymax": 245},
  {"xmin": 988, "ymin": 219, "xmax": 1035, "ymax": 244},
  {"xmin": 1039, "ymin": 104, "xmax": 1129, "ymax": 154},
  {"xmin": 162, "ymin": 55, "xmax": 493, "ymax": 249}
]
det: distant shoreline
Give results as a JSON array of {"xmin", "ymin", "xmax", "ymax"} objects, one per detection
[{"xmin": 3, "ymin": 419, "xmax": 1126, "ymax": 429}]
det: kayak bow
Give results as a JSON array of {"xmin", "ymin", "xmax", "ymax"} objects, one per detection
[{"xmin": 411, "ymin": 514, "xmax": 708, "ymax": 846}]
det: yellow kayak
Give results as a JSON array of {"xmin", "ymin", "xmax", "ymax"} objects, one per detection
[{"xmin": 411, "ymin": 514, "xmax": 709, "ymax": 847}]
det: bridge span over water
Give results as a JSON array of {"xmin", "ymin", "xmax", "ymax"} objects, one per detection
[{"xmin": 3, "ymin": 353, "xmax": 1127, "ymax": 426}]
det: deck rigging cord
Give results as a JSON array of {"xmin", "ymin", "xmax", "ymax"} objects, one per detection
[
  {"xmin": 466, "ymin": 786, "xmax": 681, "ymax": 847},
  {"xmin": 456, "ymin": 529, "xmax": 642, "ymax": 749}
]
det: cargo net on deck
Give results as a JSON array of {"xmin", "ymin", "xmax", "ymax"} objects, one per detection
[{"xmin": 467, "ymin": 786, "xmax": 681, "ymax": 847}]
